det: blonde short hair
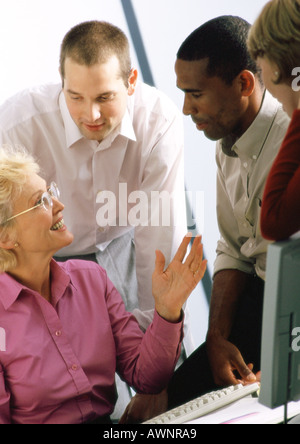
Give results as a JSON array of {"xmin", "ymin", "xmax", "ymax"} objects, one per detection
[
  {"xmin": 248, "ymin": 0, "xmax": 300, "ymax": 84},
  {"xmin": 0, "ymin": 146, "xmax": 40, "ymax": 273}
]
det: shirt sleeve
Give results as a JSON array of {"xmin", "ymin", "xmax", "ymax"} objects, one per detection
[
  {"xmin": 0, "ymin": 364, "xmax": 11, "ymax": 424},
  {"xmin": 261, "ymin": 110, "xmax": 300, "ymax": 241},
  {"xmin": 105, "ymin": 274, "xmax": 184, "ymax": 394},
  {"xmin": 133, "ymin": 108, "xmax": 187, "ymax": 330}
]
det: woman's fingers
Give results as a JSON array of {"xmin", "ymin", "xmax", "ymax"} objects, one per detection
[
  {"xmin": 193, "ymin": 258, "xmax": 208, "ymax": 282},
  {"xmin": 184, "ymin": 235, "xmax": 203, "ymax": 269},
  {"xmin": 172, "ymin": 233, "xmax": 193, "ymax": 263},
  {"xmin": 155, "ymin": 234, "xmax": 206, "ymax": 282},
  {"xmin": 154, "ymin": 249, "xmax": 166, "ymax": 274}
]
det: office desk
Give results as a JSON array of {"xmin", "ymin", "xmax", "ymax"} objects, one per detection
[{"xmin": 186, "ymin": 397, "xmax": 300, "ymax": 424}]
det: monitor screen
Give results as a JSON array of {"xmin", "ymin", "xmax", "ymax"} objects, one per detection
[{"xmin": 259, "ymin": 238, "xmax": 300, "ymax": 409}]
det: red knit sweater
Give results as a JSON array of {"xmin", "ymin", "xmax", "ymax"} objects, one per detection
[{"xmin": 261, "ymin": 109, "xmax": 300, "ymax": 241}]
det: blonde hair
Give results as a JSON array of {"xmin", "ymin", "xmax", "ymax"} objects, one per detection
[
  {"xmin": 248, "ymin": 0, "xmax": 300, "ymax": 84},
  {"xmin": 0, "ymin": 146, "xmax": 40, "ymax": 273}
]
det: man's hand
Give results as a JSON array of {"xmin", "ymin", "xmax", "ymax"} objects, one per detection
[
  {"xmin": 206, "ymin": 333, "xmax": 258, "ymax": 386},
  {"xmin": 206, "ymin": 270, "xmax": 261, "ymax": 387},
  {"xmin": 119, "ymin": 390, "xmax": 168, "ymax": 424}
]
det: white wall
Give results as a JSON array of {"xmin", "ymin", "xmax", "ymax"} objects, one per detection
[{"xmin": 0, "ymin": 0, "xmax": 269, "ymax": 349}]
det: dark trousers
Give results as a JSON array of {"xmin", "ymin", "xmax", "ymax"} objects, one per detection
[{"xmin": 168, "ymin": 275, "xmax": 265, "ymax": 409}]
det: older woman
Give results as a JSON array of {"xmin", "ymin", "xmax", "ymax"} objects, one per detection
[
  {"xmin": 0, "ymin": 148, "xmax": 206, "ymax": 424},
  {"xmin": 248, "ymin": 0, "xmax": 300, "ymax": 240}
]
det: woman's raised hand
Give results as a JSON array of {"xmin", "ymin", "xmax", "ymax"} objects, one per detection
[{"xmin": 152, "ymin": 234, "xmax": 207, "ymax": 323}]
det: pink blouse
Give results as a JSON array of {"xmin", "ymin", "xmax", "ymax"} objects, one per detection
[{"xmin": 0, "ymin": 260, "xmax": 183, "ymax": 424}]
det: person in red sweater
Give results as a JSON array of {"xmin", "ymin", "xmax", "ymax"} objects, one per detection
[{"xmin": 248, "ymin": 0, "xmax": 300, "ymax": 241}]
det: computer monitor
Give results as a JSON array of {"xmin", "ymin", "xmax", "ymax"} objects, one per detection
[{"xmin": 259, "ymin": 237, "xmax": 300, "ymax": 412}]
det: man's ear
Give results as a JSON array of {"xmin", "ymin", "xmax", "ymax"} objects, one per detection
[
  {"xmin": 128, "ymin": 69, "xmax": 138, "ymax": 96},
  {"xmin": 239, "ymin": 70, "xmax": 256, "ymax": 97}
]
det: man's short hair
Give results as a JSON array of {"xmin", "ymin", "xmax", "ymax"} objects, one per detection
[
  {"xmin": 177, "ymin": 16, "xmax": 260, "ymax": 85},
  {"xmin": 60, "ymin": 21, "xmax": 132, "ymax": 87}
]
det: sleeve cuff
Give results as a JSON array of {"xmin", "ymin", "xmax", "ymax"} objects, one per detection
[
  {"xmin": 150, "ymin": 310, "xmax": 184, "ymax": 346},
  {"xmin": 214, "ymin": 251, "xmax": 255, "ymax": 278}
]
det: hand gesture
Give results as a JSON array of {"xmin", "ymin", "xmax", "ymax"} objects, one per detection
[{"xmin": 153, "ymin": 234, "xmax": 207, "ymax": 323}]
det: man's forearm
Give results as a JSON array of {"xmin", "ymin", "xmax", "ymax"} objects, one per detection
[{"xmin": 207, "ymin": 269, "xmax": 254, "ymax": 341}]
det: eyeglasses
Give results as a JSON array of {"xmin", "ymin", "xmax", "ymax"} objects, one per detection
[{"xmin": 5, "ymin": 182, "xmax": 60, "ymax": 223}]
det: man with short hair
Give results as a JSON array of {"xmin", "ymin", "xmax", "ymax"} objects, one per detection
[
  {"xmin": 120, "ymin": 16, "xmax": 290, "ymax": 423},
  {"xmin": 0, "ymin": 21, "xmax": 189, "ymax": 333},
  {"xmin": 168, "ymin": 15, "xmax": 284, "ymax": 406}
]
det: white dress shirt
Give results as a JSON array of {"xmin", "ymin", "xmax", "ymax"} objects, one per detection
[
  {"xmin": 0, "ymin": 81, "xmax": 187, "ymax": 328},
  {"xmin": 215, "ymin": 91, "xmax": 290, "ymax": 281}
]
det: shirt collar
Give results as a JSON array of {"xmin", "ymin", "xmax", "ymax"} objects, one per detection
[
  {"xmin": 0, "ymin": 260, "xmax": 72, "ymax": 310},
  {"xmin": 221, "ymin": 91, "xmax": 280, "ymax": 160},
  {"xmin": 59, "ymin": 92, "xmax": 83, "ymax": 148},
  {"xmin": 59, "ymin": 91, "xmax": 137, "ymax": 150},
  {"xmin": 95, "ymin": 109, "xmax": 136, "ymax": 152},
  {"xmin": 50, "ymin": 260, "xmax": 74, "ymax": 307},
  {"xmin": 119, "ymin": 107, "xmax": 137, "ymax": 142}
]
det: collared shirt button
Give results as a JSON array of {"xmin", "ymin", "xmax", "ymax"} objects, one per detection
[
  {"xmin": 243, "ymin": 162, "xmax": 248, "ymax": 169},
  {"xmin": 55, "ymin": 330, "xmax": 62, "ymax": 337},
  {"xmin": 71, "ymin": 364, "xmax": 78, "ymax": 371}
]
